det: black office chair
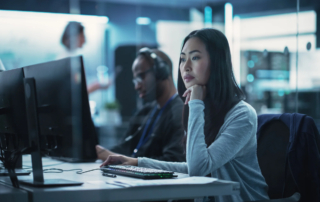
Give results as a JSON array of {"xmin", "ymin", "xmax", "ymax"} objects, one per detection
[
  {"xmin": 252, "ymin": 193, "xmax": 301, "ymax": 202},
  {"xmin": 257, "ymin": 120, "xmax": 298, "ymax": 199},
  {"xmin": 252, "ymin": 119, "xmax": 300, "ymax": 202}
]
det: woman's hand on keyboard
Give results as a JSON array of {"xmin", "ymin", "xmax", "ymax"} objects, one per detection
[{"xmin": 100, "ymin": 155, "xmax": 138, "ymax": 167}]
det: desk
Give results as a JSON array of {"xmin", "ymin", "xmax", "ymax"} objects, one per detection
[
  {"xmin": 0, "ymin": 156, "xmax": 240, "ymax": 202},
  {"xmin": 0, "ymin": 183, "xmax": 28, "ymax": 202}
]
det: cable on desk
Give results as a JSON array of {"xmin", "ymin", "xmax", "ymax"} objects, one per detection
[
  {"xmin": 32, "ymin": 168, "xmax": 100, "ymax": 174},
  {"xmin": 20, "ymin": 168, "xmax": 84, "ymax": 173},
  {"xmin": 76, "ymin": 168, "xmax": 100, "ymax": 174},
  {"xmin": 43, "ymin": 168, "xmax": 83, "ymax": 173}
]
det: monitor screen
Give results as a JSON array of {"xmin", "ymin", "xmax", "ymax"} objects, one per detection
[
  {"xmin": 0, "ymin": 68, "xmax": 29, "ymax": 151},
  {"xmin": 23, "ymin": 56, "xmax": 98, "ymax": 161}
]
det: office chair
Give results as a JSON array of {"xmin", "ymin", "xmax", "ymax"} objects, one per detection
[
  {"xmin": 255, "ymin": 113, "xmax": 320, "ymax": 202},
  {"xmin": 253, "ymin": 119, "xmax": 300, "ymax": 202},
  {"xmin": 240, "ymin": 118, "xmax": 302, "ymax": 202},
  {"xmin": 257, "ymin": 120, "xmax": 298, "ymax": 200},
  {"xmin": 251, "ymin": 193, "xmax": 301, "ymax": 202}
]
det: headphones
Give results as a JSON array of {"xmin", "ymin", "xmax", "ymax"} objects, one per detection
[{"xmin": 138, "ymin": 47, "xmax": 170, "ymax": 80}]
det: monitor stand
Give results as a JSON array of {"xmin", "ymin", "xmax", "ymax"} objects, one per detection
[{"xmin": 21, "ymin": 78, "xmax": 83, "ymax": 187}]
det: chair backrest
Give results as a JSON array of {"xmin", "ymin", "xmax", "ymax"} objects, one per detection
[{"xmin": 257, "ymin": 119, "xmax": 297, "ymax": 199}]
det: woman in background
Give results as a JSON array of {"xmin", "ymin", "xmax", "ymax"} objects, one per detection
[
  {"xmin": 60, "ymin": 21, "xmax": 110, "ymax": 94},
  {"xmin": 61, "ymin": 21, "xmax": 86, "ymax": 54},
  {"xmin": 100, "ymin": 28, "xmax": 269, "ymax": 202}
]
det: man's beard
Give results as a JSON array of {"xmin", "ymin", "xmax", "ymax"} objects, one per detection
[
  {"xmin": 142, "ymin": 82, "xmax": 157, "ymax": 103},
  {"xmin": 143, "ymin": 80, "xmax": 163, "ymax": 103}
]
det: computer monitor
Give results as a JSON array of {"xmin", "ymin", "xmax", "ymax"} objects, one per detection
[
  {"xmin": 0, "ymin": 68, "xmax": 29, "ymax": 151},
  {"xmin": 0, "ymin": 56, "xmax": 98, "ymax": 187},
  {"xmin": 0, "ymin": 68, "xmax": 32, "ymax": 188},
  {"xmin": 23, "ymin": 56, "xmax": 98, "ymax": 162}
]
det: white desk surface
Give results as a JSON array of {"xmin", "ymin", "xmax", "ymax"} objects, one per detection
[{"xmin": 0, "ymin": 155, "xmax": 240, "ymax": 202}]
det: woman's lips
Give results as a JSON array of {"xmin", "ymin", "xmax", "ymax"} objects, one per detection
[{"xmin": 184, "ymin": 75, "xmax": 194, "ymax": 82}]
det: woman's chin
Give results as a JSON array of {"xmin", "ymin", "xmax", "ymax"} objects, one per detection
[
  {"xmin": 184, "ymin": 84, "xmax": 191, "ymax": 89},
  {"xmin": 185, "ymin": 81, "xmax": 200, "ymax": 89}
]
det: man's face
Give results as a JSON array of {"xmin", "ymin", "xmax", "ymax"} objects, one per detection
[{"xmin": 132, "ymin": 56, "xmax": 157, "ymax": 102}]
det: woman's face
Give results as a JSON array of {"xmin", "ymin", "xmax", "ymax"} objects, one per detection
[
  {"xmin": 77, "ymin": 32, "xmax": 86, "ymax": 48},
  {"xmin": 180, "ymin": 37, "xmax": 210, "ymax": 89}
]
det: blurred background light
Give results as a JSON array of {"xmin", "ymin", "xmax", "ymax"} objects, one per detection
[
  {"xmin": 233, "ymin": 15, "xmax": 241, "ymax": 86},
  {"xmin": 224, "ymin": 3, "xmax": 233, "ymax": 53},
  {"xmin": 278, "ymin": 89, "xmax": 285, "ymax": 97},
  {"xmin": 247, "ymin": 60, "xmax": 255, "ymax": 68},
  {"xmin": 256, "ymin": 70, "xmax": 289, "ymax": 80},
  {"xmin": 239, "ymin": 11, "xmax": 316, "ymax": 52},
  {"xmin": 204, "ymin": 6, "xmax": 212, "ymax": 28},
  {"xmin": 247, "ymin": 74, "xmax": 254, "ymax": 82},
  {"xmin": 0, "ymin": 10, "xmax": 108, "ymax": 24},
  {"xmin": 136, "ymin": 17, "xmax": 151, "ymax": 25}
]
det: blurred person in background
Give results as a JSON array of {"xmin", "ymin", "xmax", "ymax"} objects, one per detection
[
  {"xmin": 100, "ymin": 29, "xmax": 269, "ymax": 202},
  {"xmin": 60, "ymin": 21, "xmax": 111, "ymax": 94},
  {"xmin": 61, "ymin": 21, "xmax": 86, "ymax": 56},
  {"xmin": 96, "ymin": 48, "xmax": 185, "ymax": 162}
]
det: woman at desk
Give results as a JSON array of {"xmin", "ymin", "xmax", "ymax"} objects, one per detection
[{"xmin": 101, "ymin": 28, "xmax": 269, "ymax": 202}]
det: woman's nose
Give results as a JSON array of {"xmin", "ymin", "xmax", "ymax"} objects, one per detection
[{"xmin": 182, "ymin": 59, "xmax": 191, "ymax": 72}]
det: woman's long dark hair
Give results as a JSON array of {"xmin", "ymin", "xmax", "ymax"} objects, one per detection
[{"xmin": 178, "ymin": 28, "xmax": 245, "ymax": 147}]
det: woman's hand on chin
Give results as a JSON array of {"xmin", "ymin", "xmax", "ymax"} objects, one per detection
[
  {"xmin": 100, "ymin": 155, "xmax": 138, "ymax": 167},
  {"xmin": 182, "ymin": 85, "xmax": 206, "ymax": 105}
]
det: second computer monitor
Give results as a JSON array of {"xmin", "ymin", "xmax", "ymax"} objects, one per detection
[{"xmin": 23, "ymin": 56, "xmax": 98, "ymax": 162}]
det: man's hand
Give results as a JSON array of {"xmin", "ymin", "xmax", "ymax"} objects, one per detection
[
  {"xmin": 96, "ymin": 145, "xmax": 116, "ymax": 161},
  {"xmin": 100, "ymin": 155, "xmax": 138, "ymax": 167}
]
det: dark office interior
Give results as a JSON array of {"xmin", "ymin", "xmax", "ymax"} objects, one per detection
[{"xmin": 0, "ymin": 0, "xmax": 320, "ymax": 202}]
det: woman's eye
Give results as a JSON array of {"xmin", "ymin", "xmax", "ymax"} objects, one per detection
[
  {"xmin": 180, "ymin": 58, "xmax": 186, "ymax": 62},
  {"xmin": 192, "ymin": 56, "xmax": 200, "ymax": 60}
]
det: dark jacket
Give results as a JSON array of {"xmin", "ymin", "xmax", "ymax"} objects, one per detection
[
  {"xmin": 257, "ymin": 113, "xmax": 320, "ymax": 202},
  {"xmin": 111, "ymin": 96, "xmax": 185, "ymax": 162}
]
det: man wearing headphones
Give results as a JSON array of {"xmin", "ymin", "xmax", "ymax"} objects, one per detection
[{"xmin": 96, "ymin": 48, "xmax": 185, "ymax": 162}]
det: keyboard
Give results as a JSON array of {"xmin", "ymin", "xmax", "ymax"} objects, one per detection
[{"xmin": 100, "ymin": 165, "xmax": 174, "ymax": 179}]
